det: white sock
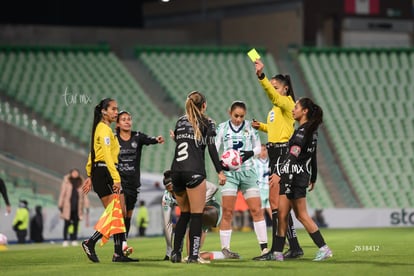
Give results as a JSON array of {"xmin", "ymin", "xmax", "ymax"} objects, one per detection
[
  {"xmin": 253, "ymin": 220, "xmax": 268, "ymax": 244},
  {"xmin": 220, "ymin": 229, "xmax": 232, "ymax": 249},
  {"xmin": 210, "ymin": 251, "xmax": 226, "ymax": 260}
]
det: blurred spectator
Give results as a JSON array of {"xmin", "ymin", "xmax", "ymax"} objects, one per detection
[
  {"xmin": 312, "ymin": 209, "xmax": 328, "ymax": 228},
  {"xmin": 30, "ymin": 205, "xmax": 44, "ymax": 243},
  {"xmin": 136, "ymin": 200, "xmax": 149, "ymax": 237},
  {"xmin": 58, "ymin": 169, "xmax": 90, "ymax": 247},
  {"xmin": 13, "ymin": 199, "xmax": 29, "ymax": 244},
  {"xmin": 0, "ymin": 177, "xmax": 11, "ymax": 215}
]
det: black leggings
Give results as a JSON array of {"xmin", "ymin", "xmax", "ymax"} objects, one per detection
[{"xmin": 63, "ymin": 210, "xmax": 79, "ymax": 241}]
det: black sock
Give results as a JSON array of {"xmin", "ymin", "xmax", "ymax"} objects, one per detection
[
  {"xmin": 89, "ymin": 231, "xmax": 103, "ymax": 246},
  {"xmin": 124, "ymin": 217, "xmax": 131, "ymax": 238},
  {"xmin": 189, "ymin": 213, "xmax": 202, "ymax": 260},
  {"xmin": 309, "ymin": 230, "xmax": 326, "ymax": 248},
  {"xmin": 173, "ymin": 212, "xmax": 191, "ymax": 254},
  {"xmin": 274, "ymin": 235, "xmax": 286, "ymax": 252},
  {"xmin": 286, "ymin": 213, "xmax": 301, "ymax": 250},
  {"xmin": 113, "ymin": 233, "xmax": 124, "ymax": 256},
  {"xmin": 270, "ymin": 209, "xmax": 278, "ymax": 252},
  {"xmin": 260, "ymin": 243, "xmax": 268, "ymax": 251}
]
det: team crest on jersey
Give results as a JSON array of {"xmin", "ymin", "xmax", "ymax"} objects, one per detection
[
  {"xmin": 104, "ymin": 137, "xmax": 110, "ymax": 145},
  {"xmin": 269, "ymin": 111, "xmax": 275, "ymax": 122},
  {"xmin": 131, "ymin": 141, "xmax": 137, "ymax": 148}
]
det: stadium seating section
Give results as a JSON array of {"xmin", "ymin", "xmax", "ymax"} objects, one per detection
[
  {"xmin": 298, "ymin": 47, "xmax": 414, "ymax": 208},
  {"xmin": 3, "ymin": 45, "xmax": 412, "ymax": 208}
]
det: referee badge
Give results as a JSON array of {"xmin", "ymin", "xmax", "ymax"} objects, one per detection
[{"xmin": 104, "ymin": 136, "xmax": 110, "ymax": 145}]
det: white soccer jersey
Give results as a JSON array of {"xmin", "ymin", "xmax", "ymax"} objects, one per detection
[
  {"xmin": 254, "ymin": 157, "xmax": 270, "ymax": 190},
  {"xmin": 216, "ymin": 120, "xmax": 261, "ymax": 171}
]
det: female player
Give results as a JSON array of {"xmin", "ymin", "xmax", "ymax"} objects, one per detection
[
  {"xmin": 254, "ymin": 144, "xmax": 272, "ymax": 221},
  {"xmin": 216, "ymin": 101, "xmax": 268, "ymax": 259},
  {"xmin": 162, "ymin": 170, "xmax": 224, "ymax": 262},
  {"xmin": 252, "ymin": 59, "xmax": 303, "ymax": 260},
  {"xmin": 170, "ymin": 91, "xmax": 226, "ymax": 264},
  {"xmin": 272, "ymin": 97, "xmax": 332, "ymax": 261},
  {"xmin": 116, "ymin": 110, "xmax": 164, "ymax": 237},
  {"xmin": 81, "ymin": 98, "xmax": 137, "ymax": 263}
]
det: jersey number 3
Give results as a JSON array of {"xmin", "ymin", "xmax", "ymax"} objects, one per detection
[{"xmin": 176, "ymin": 142, "xmax": 189, "ymax": 162}]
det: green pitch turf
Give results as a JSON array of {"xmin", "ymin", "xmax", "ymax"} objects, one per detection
[{"xmin": 0, "ymin": 228, "xmax": 413, "ymax": 275}]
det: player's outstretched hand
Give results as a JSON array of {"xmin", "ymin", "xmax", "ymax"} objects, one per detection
[
  {"xmin": 255, "ymin": 59, "xmax": 264, "ymax": 76},
  {"xmin": 218, "ymin": 171, "xmax": 226, "ymax": 186},
  {"xmin": 251, "ymin": 119, "xmax": 260, "ymax": 130}
]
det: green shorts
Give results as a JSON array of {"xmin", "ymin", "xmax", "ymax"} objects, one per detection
[{"xmin": 221, "ymin": 169, "xmax": 260, "ymax": 197}]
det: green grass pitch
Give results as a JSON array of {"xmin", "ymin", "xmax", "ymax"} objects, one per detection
[{"xmin": 1, "ymin": 228, "xmax": 413, "ymax": 275}]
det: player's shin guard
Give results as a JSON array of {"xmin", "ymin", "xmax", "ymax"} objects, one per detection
[
  {"xmin": 309, "ymin": 230, "xmax": 326, "ymax": 248},
  {"xmin": 173, "ymin": 212, "xmax": 191, "ymax": 253},
  {"xmin": 270, "ymin": 209, "xmax": 278, "ymax": 252},
  {"xmin": 189, "ymin": 213, "xmax": 203, "ymax": 260},
  {"xmin": 113, "ymin": 233, "xmax": 124, "ymax": 256},
  {"xmin": 253, "ymin": 220, "xmax": 268, "ymax": 251},
  {"xmin": 124, "ymin": 217, "xmax": 131, "ymax": 238},
  {"xmin": 286, "ymin": 213, "xmax": 301, "ymax": 250}
]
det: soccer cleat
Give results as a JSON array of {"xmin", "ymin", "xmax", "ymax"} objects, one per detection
[
  {"xmin": 163, "ymin": 255, "xmax": 170, "ymax": 261},
  {"xmin": 283, "ymin": 248, "xmax": 304, "ymax": 259},
  {"xmin": 71, "ymin": 241, "xmax": 79, "ymax": 246},
  {"xmin": 62, "ymin": 240, "xmax": 69, "ymax": 247},
  {"xmin": 81, "ymin": 240, "xmax": 99, "ymax": 263},
  {"xmin": 313, "ymin": 245, "xmax": 332, "ymax": 261},
  {"xmin": 274, "ymin": 252, "xmax": 284, "ymax": 261},
  {"xmin": 112, "ymin": 254, "xmax": 139, "ymax": 262},
  {"xmin": 187, "ymin": 257, "xmax": 211, "ymax": 264},
  {"xmin": 252, "ymin": 251, "xmax": 275, "ymax": 261},
  {"xmin": 123, "ymin": 245, "xmax": 134, "ymax": 257},
  {"xmin": 171, "ymin": 251, "xmax": 182, "ymax": 263},
  {"xmin": 221, "ymin": 248, "xmax": 241, "ymax": 259}
]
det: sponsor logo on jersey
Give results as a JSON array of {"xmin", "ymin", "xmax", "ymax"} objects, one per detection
[{"xmin": 131, "ymin": 141, "xmax": 137, "ymax": 148}]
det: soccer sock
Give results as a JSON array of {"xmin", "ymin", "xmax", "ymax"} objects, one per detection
[
  {"xmin": 274, "ymin": 235, "xmax": 286, "ymax": 253},
  {"xmin": 113, "ymin": 233, "xmax": 124, "ymax": 256},
  {"xmin": 286, "ymin": 213, "xmax": 301, "ymax": 250},
  {"xmin": 124, "ymin": 217, "xmax": 131, "ymax": 238},
  {"xmin": 253, "ymin": 220, "xmax": 268, "ymax": 251},
  {"xmin": 189, "ymin": 213, "xmax": 203, "ymax": 260},
  {"xmin": 173, "ymin": 212, "xmax": 191, "ymax": 253},
  {"xmin": 309, "ymin": 230, "xmax": 326, "ymax": 248},
  {"xmin": 219, "ymin": 229, "xmax": 232, "ymax": 249},
  {"xmin": 270, "ymin": 209, "xmax": 278, "ymax": 252},
  {"xmin": 89, "ymin": 231, "xmax": 103, "ymax": 246}
]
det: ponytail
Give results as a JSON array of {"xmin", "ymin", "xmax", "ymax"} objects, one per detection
[
  {"xmin": 297, "ymin": 97, "xmax": 323, "ymax": 141},
  {"xmin": 186, "ymin": 91, "xmax": 207, "ymax": 140},
  {"xmin": 89, "ymin": 98, "xmax": 114, "ymax": 176},
  {"xmin": 273, "ymin": 74, "xmax": 296, "ymax": 102}
]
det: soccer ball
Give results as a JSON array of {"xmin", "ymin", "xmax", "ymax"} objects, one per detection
[
  {"xmin": 0, "ymin": 233, "xmax": 8, "ymax": 245},
  {"xmin": 221, "ymin": 149, "xmax": 242, "ymax": 171}
]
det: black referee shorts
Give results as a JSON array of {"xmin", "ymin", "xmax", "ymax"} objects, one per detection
[
  {"xmin": 92, "ymin": 167, "xmax": 114, "ymax": 198},
  {"xmin": 267, "ymin": 143, "xmax": 288, "ymax": 175}
]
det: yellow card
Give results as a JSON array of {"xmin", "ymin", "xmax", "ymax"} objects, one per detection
[{"xmin": 247, "ymin": 48, "xmax": 260, "ymax": 62}]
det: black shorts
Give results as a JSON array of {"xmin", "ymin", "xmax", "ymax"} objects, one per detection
[
  {"xmin": 171, "ymin": 172, "xmax": 205, "ymax": 193},
  {"xmin": 279, "ymin": 173, "xmax": 310, "ymax": 200},
  {"xmin": 92, "ymin": 167, "xmax": 114, "ymax": 198},
  {"xmin": 267, "ymin": 143, "xmax": 289, "ymax": 175},
  {"xmin": 121, "ymin": 175, "xmax": 139, "ymax": 211}
]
